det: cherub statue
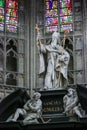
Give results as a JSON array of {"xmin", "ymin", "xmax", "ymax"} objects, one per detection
[
  {"xmin": 63, "ymin": 88, "xmax": 85, "ymax": 118},
  {"xmin": 7, "ymin": 92, "xmax": 42, "ymax": 124}
]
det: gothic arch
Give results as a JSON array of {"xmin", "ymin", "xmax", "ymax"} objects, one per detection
[{"xmin": 6, "ymin": 48, "xmax": 18, "ymax": 72}]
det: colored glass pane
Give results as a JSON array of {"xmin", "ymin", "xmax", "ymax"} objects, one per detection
[
  {"xmin": 0, "ymin": 14, "xmax": 4, "ymax": 31},
  {"xmin": 0, "ymin": 0, "xmax": 5, "ymax": 8},
  {"xmin": 45, "ymin": 0, "xmax": 58, "ymax": 10},
  {"xmin": 60, "ymin": 16, "xmax": 72, "ymax": 24},
  {"xmin": 60, "ymin": 24, "xmax": 72, "ymax": 32},
  {"xmin": 45, "ymin": 17, "xmax": 58, "ymax": 26},
  {"xmin": 45, "ymin": 9, "xmax": 58, "ymax": 17},
  {"xmin": 59, "ymin": 0, "xmax": 73, "ymax": 32},
  {"xmin": 60, "ymin": 0, "xmax": 72, "ymax": 8},
  {"xmin": 60, "ymin": 8, "xmax": 72, "ymax": 16},
  {"xmin": 0, "ymin": 15, "xmax": 4, "ymax": 23},
  {"xmin": 6, "ymin": 0, "xmax": 18, "ymax": 9},
  {"xmin": 0, "ymin": 0, "xmax": 18, "ymax": 32},
  {"xmin": 6, "ymin": 16, "xmax": 18, "ymax": 25},
  {"xmin": 6, "ymin": 9, "xmax": 18, "ymax": 17},
  {"xmin": 0, "ymin": 0, "xmax": 5, "ymax": 31},
  {"xmin": 45, "ymin": 0, "xmax": 58, "ymax": 33},
  {"xmin": 45, "ymin": 25, "xmax": 58, "ymax": 33},
  {"xmin": 6, "ymin": 24, "xmax": 17, "ymax": 33},
  {"xmin": 6, "ymin": 0, "xmax": 18, "ymax": 33}
]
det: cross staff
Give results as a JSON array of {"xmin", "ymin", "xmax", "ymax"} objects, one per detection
[
  {"xmin": 35, "ymin": 24, "xmax": 40, "ymax": 33},
  {"xmin": 58, "ymin": 29, "xmax": 69, "ymax": 87},
  {"xmin": 35, "ymin": 24, "xmax": 42, "ymax": 46}
]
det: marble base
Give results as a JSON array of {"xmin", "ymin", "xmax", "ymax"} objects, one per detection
[{"xmin": 39, "ymin": 89, "xmax": 68, "ymax": 122}]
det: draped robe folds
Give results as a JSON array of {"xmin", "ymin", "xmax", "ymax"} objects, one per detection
[{"xmin": 38, "ymin": 43, "xmax": 70, "ymax": 90}]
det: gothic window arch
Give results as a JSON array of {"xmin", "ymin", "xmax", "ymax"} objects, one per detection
[
  {"xmin": 0, "ymin": 0, "xmax": 27, "ymax": 98},
  {"xmin": 6, "ymin": 38, "xmax": 17, "ymax": 71}
]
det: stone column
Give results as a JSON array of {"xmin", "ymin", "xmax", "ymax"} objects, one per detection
[
  {"xmin": 83, "ymin": 0, "xmax": 87, "ymax": 84},
  {"xmin": 27, "ymin": 0, "xmax": 37, "ymax": 94}
]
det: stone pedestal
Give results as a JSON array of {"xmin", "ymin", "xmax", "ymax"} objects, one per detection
[{"xmin": 39, "ymin": 89, "xmax": 69, "ymax": 123}]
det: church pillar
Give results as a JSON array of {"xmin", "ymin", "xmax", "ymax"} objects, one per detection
[
  {"xmin": 27, "ymin": 0, "xmax": 37, "ymax": 94},
  {"xmin": 83, "ymin": 0, "xmax": 87, "ymax": 84}
]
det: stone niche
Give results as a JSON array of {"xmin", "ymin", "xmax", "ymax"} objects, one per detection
[{"xmin": 39, "ymin": 89, "xmax": 69, "ymax": 123}]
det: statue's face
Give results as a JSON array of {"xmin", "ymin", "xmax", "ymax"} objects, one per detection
[
  {"xmin": 33, "ymin": 92, "xmax": 41, "ymax": 101},
  {"xmin": 68, "ymin": 88, "xmax": 74, "ymax": 96},
  {"xmin": 52, "ymin": 31, "xmax": 60, "ymax": 41},
  {"xmin": 33, "ymin": 95, "xmax": 39, "ymax": 101}
]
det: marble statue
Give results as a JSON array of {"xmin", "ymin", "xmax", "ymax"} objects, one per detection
[
  {"xmin": 36, "ymin": 27, "xmax": 70, "ymax": 90},
  {"xmin": 63, "ymin": 88, "xmax": 85, "ymax": 118},
  {"xmin": 7, "ymin": 92, "xmax": 42, "ymax": 124}
]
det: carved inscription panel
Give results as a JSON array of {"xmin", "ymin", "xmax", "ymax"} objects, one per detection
[{"xmin": 42, "ymin": 96, "xmax": 64, "ymax": 115}]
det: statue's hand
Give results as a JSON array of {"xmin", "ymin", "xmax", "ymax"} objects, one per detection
[
  {"xmin": 37, "ymin": 39, "xmax": 42, "ymax": 46},
  {"xmin": 24, "ymin": 104, "xmax": 30, "ymax": 111}
]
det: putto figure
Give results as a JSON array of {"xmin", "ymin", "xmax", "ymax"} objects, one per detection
[
  {"xmin": 36, "ymin": 25, "xmax": 70, "ymax": 90},
  {"xmin": 63, "ymin": 88, "xmax": 85, "ymax": 118},
  {"xmin": 7, "ymin": 92, "xmax": 42, "ymax": 124}
]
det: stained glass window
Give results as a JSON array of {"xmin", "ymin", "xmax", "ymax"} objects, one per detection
[
  {"xmin": 45, "ymin": 0, "xmax": 73, "ymax": 33},
  {"xmin": 0, "ymin": 0, "xmax": 18, "ymax": 33},
  {"xmin": 45, "ymin": 0, "xmax": 59, "ymax": 33},
  {"xmin": 60, "ymin": 0, "xmax": 73, "ymax": 32},
  {"xmin": 0, "ymin": 0, "xmax": 5, "ymax": 31}
]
